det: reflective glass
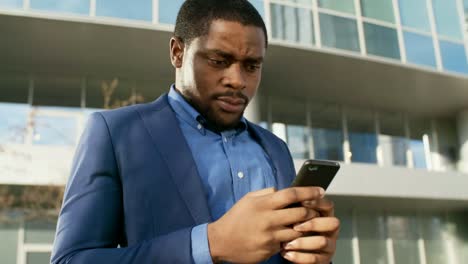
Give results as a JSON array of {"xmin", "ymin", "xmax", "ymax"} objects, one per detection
[
  {"xmin": 398, "ymin": 0, "xmax": 430, "ymax": 32},
  {"xmin": 404, "ymin": 31, "xmax": 436, "ymax": 68},
  {"xmin": 0, "ymin": 103, "xmax": 30, "ymax": 144},
  {"xmin": 27, "ymin": 252, "xmax": 52, "ymax": 264},
  {"xmin": 411, "ymin": 139, "xmax": 427, "ymax": 169},
  {"xmin": 379, "ymin": 112, "xmax": 407, "ymax": 166},
  {"xmin": 421, "ymin": 215, "xmax": 449, "ymax": 264},
  {"xmin": 312, "ymin": 128, "xmax": 344, "ymax": 161},
  {"xmin": 320, "ymin": 13, "xmax": 360, "ymax": 52},
  {"xmin": 0, "ymin": 222, "xmax": 19, "ymax": 264},
  {"xmin": 439, "ymin": 41, "xmax": 468, "ymax": 74},
  {"xmin": 287, "ymin": 125, "xmax": 310, "ymax": 159},
  {"xmin": 347, "ymin": 109, "xmax": 377, "ymax": 164},
  {"xmin": 96, "ymin": 0, "xmax": 152, "ymax": 21},
  {"xmin": 334, "ymin": 209, "xmax": 354, "ymax": 264},
  {"xmin": 357, "ymin": 212, "xmax": 388, "ymax": 264},
  {"xmin": 318, "ymin": 0, "xmax": 355, "ymax": 14},
  {"xmin": 25, "ymin": 218, "xmax": 57, "ymax": 243},
  {"xmin": 0, "ymin": 0, "xmax": 22, "ymax": 8},
  {"xmin": 364, "ymin": 23, "xmax": 400, "ymax": 60},
  {"xmin": 360, "ymin": 0, "xmax": 395, "ymax": 23},
  {"xmin": 280, "ymin": 0, "xmax": 312, "ymax": 7},
  {"xmin": 432, "ymin": 0, "xmax": 463, "ymax": 40},
  {"xmin": 32, "ymin": 107, "xmax": 79, "ymax": 146},
  {"xmin": 159, "ymin": 0, "xmax": 184, "ymax": 25},
  {"xmin": 388, "ymin": 214, "xmax": 421, "ymax": 264},
  {"xmin": 30, "ymin": 0, "xmax": 89, "ymax": 15},
  {"xmin": 309, "ymin": 104, "xmax": 344, "ymax": 161},
  {"xmin": 271, "ymin": 4, "xmax": 314, "ymax": 45},
  {"xmin": 249, "ymin": 0, "xmax": 264, "ymax": 18}
]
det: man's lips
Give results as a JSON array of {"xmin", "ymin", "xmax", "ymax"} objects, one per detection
[{"xmin": 216, "ymin": 96, "xmax": 246, "ymax": 113}]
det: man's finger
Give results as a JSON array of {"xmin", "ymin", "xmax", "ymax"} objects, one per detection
[
  {"xmin": 248, "ymin": 187, "xmax": 277, "ymax": 197},
  {"xmin": 301, "ymin": 198, "xmax": 334, "ymax": 217},
  {"xmin": 283, "ymin": 236, "xmax": 335, "ymax": 253},
  {"xmin": 293, "ymin": 217, "xmax": 340, "ymax": 234},
  {"xmin": 272, "ymin": 207, "xmax": 320, "ymax": 226},
  {"xmin": 281, "ymin": 250, "xmax": 331, "ymax": 264},
  {"xmin": 270, "ymin": 187, "xmax": 325, "ymax": 209}
]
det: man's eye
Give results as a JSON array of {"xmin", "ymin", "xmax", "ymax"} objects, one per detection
[
  {"xmin": 209, "ymin": 59, "xmax": 228, "ymax": 66},
  {"xmin": 246, "ymin": 64, "xmax": 261, "ymax": 72}
]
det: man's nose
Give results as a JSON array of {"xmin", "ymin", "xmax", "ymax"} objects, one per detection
[{"xmin": 223, "ymin": 63, "xmax": 246, "ymax": 90}]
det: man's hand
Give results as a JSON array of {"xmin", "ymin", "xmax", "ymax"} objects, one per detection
[
  {"xmin": 280, "ymin": 198, "xmax": 340, "ymax": 264},
  {"xmin": 207, "ymin": 187, "xmax": 324, "ymax": 263}
]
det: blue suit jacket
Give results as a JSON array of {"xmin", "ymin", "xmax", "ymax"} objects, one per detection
[{"xmin": 51, "ymin": 94, "xmax": 296, "ymax": 263}]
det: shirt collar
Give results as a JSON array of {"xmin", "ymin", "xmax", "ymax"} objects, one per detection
[{"xmin": 167, "ymin": 85, "xmax": 247, "ymax": 135}]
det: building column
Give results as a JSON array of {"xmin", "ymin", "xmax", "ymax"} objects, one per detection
[
  {"xmin": 244, "ymin": 94, "xmax": 261, "ymax": 124},
  {"xmin": 456, "ymin": 109, "xmax": 468, "ymax": 173}
]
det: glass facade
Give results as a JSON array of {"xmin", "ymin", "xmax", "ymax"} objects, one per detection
[
  {"xmin": 364, "ymin": 23, "xmax": 400, "ymax": 60},
  {"xmin": 96, "ymin": 0, "xmax": 152, "ymax": 21},
  {"xmin": 30, "ymin": 0, "xmax": 89, "ymax": 15},
  {"xmin": 398, "ymin": 0, "xmax": 430, "ymax": 32},
  {"xmin": 404, "ymin": 32, "xmax": 437, "ymax": 68},
  {"xmin": 319, "ymin": 13, "xmax": 360, "ymax": 52},
  {"xmin": 432, "ymin": 0, "xmax": 463, "ymax": 40},
  {"xmin": 360, "ymin": 0, "xmax": 395, "ymax": 23},
  {"xmin": 0, "ymin": 0, "xmax": 22, "ymax": 9},
  {"xmin": 357, "ymin": 212, "xmax": 388, "ymax": 264},
  {"xmin": 318, "ymin": 0, "xmax": 355, "ymax": 14},
  {"xmin": 439, "ymin": 41, "xmax": 468, "ymax": 74},
  {"xmin": 271, "ymin": 3, "xmax": 314, "ymax": 45},
  {"xmin": 159, "ymin": 0, "xmax": 184, "ymax": 24}
]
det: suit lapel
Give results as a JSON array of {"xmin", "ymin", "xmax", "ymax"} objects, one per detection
[{"xmin": 137, "ymin": 95, "xmax": 212, "ymax": 224}]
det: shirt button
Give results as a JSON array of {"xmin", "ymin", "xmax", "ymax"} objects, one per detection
[
  {"xmin": 197, "ymin": 124, "xmax": 202, "ymax": 130},
  {"xmin": 223, "ymin": 137, "xmax": 228, "ymax": 142},
  {"xmin": 237, "ymin": 171, "xmax": 244, "ymax": 179}
]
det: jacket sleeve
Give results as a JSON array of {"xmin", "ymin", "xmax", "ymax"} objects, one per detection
[{"xmin": 51, "ymin": 112, "xmax": 193, "ymax": 264}]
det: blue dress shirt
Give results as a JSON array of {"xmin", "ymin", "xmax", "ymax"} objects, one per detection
[{"xmin": 167, "ymin": 86, "xmax": 284, "ymax": 264}]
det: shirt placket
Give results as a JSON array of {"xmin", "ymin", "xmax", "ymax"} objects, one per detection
[{"xmin": 221, "ymin": 130, "xmax": 248, "ymax": 202}]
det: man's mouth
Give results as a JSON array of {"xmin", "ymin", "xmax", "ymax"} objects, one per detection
[{"xmin": 216, "ymin": 96, "xmax": 246, "ymax": 113}]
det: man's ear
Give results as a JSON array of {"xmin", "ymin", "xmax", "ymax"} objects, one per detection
[{"xmin": 170, "ymin": 37, "xmax": 185, "ymax": 68}]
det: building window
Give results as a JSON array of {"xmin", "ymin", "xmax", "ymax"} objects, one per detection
[
  {"xmin": 158, "ymin": 0, "xmax": 184, "ymax": 25},
  {"xmin": 30, "ymin": 0, "xmax": 90, "ymax": 15},
  {"xmin": 357, "ymin": 212, "xmax": 389, "ymax": 264},
  {"xmin": 317, "ymin": 0, "xmax": 355, "ymax": 15},
  {"xmin": 347, "ymin": 109, "xmax": 377, "ymax": 164},
  {"xmin": 319, "ymin": 13, "xmax": 360, "ymax": 52},
  {"xmin": 360, "ymin": 0, "xmax": 395, "ymax": 23},
  {"xmin": 0, "ymin": 0, "xmax": 23, "ymax": 9},
  {"xmin": 249, "ymin": 0, "xmax": 264, "ymax": 18},
  {"xmin": 333, "ymin": 209, "xmax": 354, "ymax": 263},
  {"xmin": 270, "ymin": 3, "xmax": 314, "ymax": 45},
  {"xmin": 363, "ymin": 23, "xmax": 400, "ymax": 60},
  {"xmin": 439, "ymin": 41, "xmax": 468, "ymax": 74},
  {"xmin": 26, "ymin": 252, "xmax": 52, "ymax": 264},
  {"xmin": 387, "ymin": 214, "xmax": 422, "ymax": 264},
  {"xmin": 96, "ymin": 0, "xmax": 152, "ymax": 21},
  {"xmin": 309, "ymin": 104, "xmax": 344, "ymax": 162},
  {"xmin": 0, "ymin": 222, "xmax": 20, "ymax": 264},
  {"xmin": 403, "ymin": 31, "xmax": 437, "ymax": 68},
  {"xmin": 398, "ymin": 0, "xmax": 430, "ymax": 32},
  {"xmin": 432, "ymin": 0, "xmax": 463, "ymax": 40},
  {"xmin": 0, "ymin": 103, "xmax": 30, "ymax": 144},
  {"xmin": 379, "ymin": 112, "xmax": 407, "ymax": 167}
]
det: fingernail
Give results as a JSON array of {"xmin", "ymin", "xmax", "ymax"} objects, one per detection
[
  {"xmin": 284, "ymin": 252, "xmax": 294, "ymax": 260},
  {"xmin": 294, "ymin": 223, "xmax": 306, "ymax": 231},
  {"xmin": 319, "ymin": 188, "xmax": 325, "ymax": 197},
  {"xmin": 284, "ymin": 241, "xmax": 296, "ymax": 250}
]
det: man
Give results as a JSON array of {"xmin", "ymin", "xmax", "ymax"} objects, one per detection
[{"xmin": 51, "ymin": 0, "xmax": 339, "ymax": 263}]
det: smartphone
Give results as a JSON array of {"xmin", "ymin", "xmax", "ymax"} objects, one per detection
[{"xmin": 291, "ymin": 159, "xmax": 340, "ymax": 190}]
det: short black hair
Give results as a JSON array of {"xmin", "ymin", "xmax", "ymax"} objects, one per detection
[{"xmin": 174, "ymin": 0, "xmax": 268, "ymax": 47}]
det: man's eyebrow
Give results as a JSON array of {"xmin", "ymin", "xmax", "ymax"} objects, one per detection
[{"xmin": 206, "ymin": 49, "xmax": 264, "ymax": 63}]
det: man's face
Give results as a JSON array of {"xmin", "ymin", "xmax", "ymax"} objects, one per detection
[{"xmin": 171, "ymin": 19, "xmax": 266, "ymax": 130}]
